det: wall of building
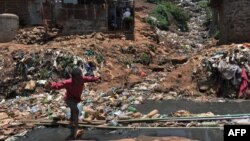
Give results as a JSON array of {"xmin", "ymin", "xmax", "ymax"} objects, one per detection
[
  {"xmin": 218, "ymin": 0, "xmax": 250, "ymax": 43},
  {"xmin": 0, "ymin": 0, "xmax": 133, "ymax": 35},
  {"xmin": 0, "ymin": 0, "xmax": 30, "ymax": 25},
  {"xmin": 54, "ymin": 4, "xmax": 107, "ymax": 34}
]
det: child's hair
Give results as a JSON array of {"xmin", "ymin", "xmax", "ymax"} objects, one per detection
[{"xmin": 71, "ymin": 67, "xmax": 83, "ymax": 78}]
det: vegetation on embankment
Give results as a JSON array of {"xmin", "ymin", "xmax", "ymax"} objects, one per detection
[{"xmin": 145, "ymin": 0, "xmax": 189, "ymax": 32}]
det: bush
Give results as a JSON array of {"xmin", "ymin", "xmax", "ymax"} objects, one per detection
[
  {"xmin": 137, "ymin": 53, "xmax": 152, "ymax": 65},
  {"xmin": 146, "ymin": 2, "xmax": 189, "ymax": 32}
]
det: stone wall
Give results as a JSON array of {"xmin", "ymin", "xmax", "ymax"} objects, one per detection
[
  {"xmin": 218, "ymin": 0, "xmax": 250, "ymax": 43},
  {"xmin": 0, "ymin": 0, "xmax": 30, "ymax": 25}
]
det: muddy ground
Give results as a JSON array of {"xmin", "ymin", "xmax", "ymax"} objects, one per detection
[
  {"xmin": 1, "ymin": 0, "xmax": 249, "ymax": 141},
  {"xmin": 0, "ymin": 0, "xmax": 213, "ymax": 100}
]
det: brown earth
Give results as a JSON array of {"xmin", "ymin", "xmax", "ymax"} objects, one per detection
[{"xmin": 0, "ymin": 0, "xmax": 194, "ymax": 96}]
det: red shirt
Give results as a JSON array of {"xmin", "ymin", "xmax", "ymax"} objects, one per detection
[{"xmin": 50, "ymin": 76, "xmax": 99, "ymax": 103}]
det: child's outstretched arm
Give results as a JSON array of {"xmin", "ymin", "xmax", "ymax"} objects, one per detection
[
  {"xmin": 45, "ymin": 80, "xmax": 68, "ymax": 90},
  {"xmin": 82, "ymin": 76, "xmax": 100, "ymax": 82}
]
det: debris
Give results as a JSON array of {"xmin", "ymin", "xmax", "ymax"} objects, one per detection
[
  {"xmin": 139, "ymin": 70, "xmax": 147, "ymax": 78},
  {"xmin": 127, "ymin": 106, "xmax": 137, "ymax": 113},
  {"xmin": 5, "ymin": 130, "xmax": 28, "ymax": 141},
  {"xmin": 15, "ymin": 27, "xmax": 59, "ymax": 45},
  {"xmin": 194, "ymin": 45, "xmax": 250, "ymax": 98},
  {"xmin": 37, "ymin": 80, "xmax": 47, "ymax": 85},
  {"xmin": 146, "ymin": 109, "xmax": 159, "ymax": 118},
  {"xmin": 170, "ymin": 110, "xmax": 191, "ymax": 117},
  {"xmin": 24, "ymin": 80, "xmax": 36, "ymax": 91},
  {"xmin": 0, "ymin": 112, "xmax": 8, "ymax": 120}
]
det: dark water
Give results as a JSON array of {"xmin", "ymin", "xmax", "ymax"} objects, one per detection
[
  {"xmin": 18, "ymin": 127, "xmax": 223, "ymax": 141},
  {"xmin": 136, "ymin": 99, "xmax": 250, "ymax": 115},
  {"xmin": 18, "ymin": 99, "xmax": 250, "ymax": 141}
]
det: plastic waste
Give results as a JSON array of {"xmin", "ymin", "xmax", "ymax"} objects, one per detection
[
  {"xmin": 65, "ymin": 108, "xmax": 71, "ymax": 120},
  {"xmin": 77, "ymin": 103, "xmax": 83, "ymax": 117},
  {"xmin": 114, "ymin": 110, "xmax": 122, "ymax": 117},
  {"xmin": 30, "ymin": 105, "xmax": 40, "ymax": 113},
  {"xmin": 0, "ymin": 99, "xmax": 5, "ymax": 104},
  {"xmin": 121, "ymin": 104, "xmax": 129, "ymax": 111},
  {"xmin": 127, "ymin": 106, "xmax": 137, "ymax": 113},
  {"xmin": 63, "ymin": 103, "xmax": 84, "ymax": 119},
  {"xmin": 47, "ymin": 95, "xmax": 53, "ymax": 102},
  {"xmin": 147, "ymin": 109, "xmax": 159, "ymax": 118},
  {"xmin": 37, "ymin": 80, "xmax": 47, "ymax": 85}
]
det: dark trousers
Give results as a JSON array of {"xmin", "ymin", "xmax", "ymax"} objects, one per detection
[{"xmin": 65, "ymin": 99, "xmax": 79, "ymax": 135}]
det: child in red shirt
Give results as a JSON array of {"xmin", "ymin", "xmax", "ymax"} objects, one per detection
[{"xmin": 46, "ymin": 67, "xmax": 99, "ymax": 139}]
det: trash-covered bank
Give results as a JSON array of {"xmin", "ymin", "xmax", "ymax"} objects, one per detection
[{"xmin": 194, "ymin": 43, "xmax": 250, "ymax": 99}]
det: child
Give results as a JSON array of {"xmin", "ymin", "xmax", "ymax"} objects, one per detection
[{"xmin": 45, "ymin": 67, "xmax": 100, "ymax": 139}]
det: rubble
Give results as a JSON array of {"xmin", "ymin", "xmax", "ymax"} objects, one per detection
[{"xmin": 15, "ymin": 27, "xmax": 59, "ymax": 45}]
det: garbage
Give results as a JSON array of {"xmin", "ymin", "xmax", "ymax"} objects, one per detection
[
  {"xmin": 132, "ymin": 112, "xmax": 142, "ymax": 118},
  {"xmin": 37, "ymin": 80, "xmax": 47, "ymax": 85},
  {"xmin": 5, "ymin": 130, "xmax": 28, "ymax": 141},
  {"xmin": 127, "ymin": 106, "xmax": 137, "ymax": 113},
  {"xmin": 24, "ymin": 80, "xmax": 36, "ymax": 91},
  {"xmin": 29, "ymin": 105, "xmax": 41, "ymax": 113},
  {"xmin": 139, "ymin": 70, "xmax": 147, "ymax": 78},
  {"xmin": 0, "ymin": 112, "xmax": 8, "ymax": 120},
  {"xmin": 192, "ymin": 45, "xmax": 250, "ymax": 98},
  {"xmin": 170, "ymin": 110, "xmax": 191, "ymax": 117},
  {"xmin": 15, "ymin": 27, "xmax": 59, "ymax": 45},
  {"xmin": 200, "ymin": 122, "xmax": 218, "ymax": 127},
  {"xmin": 146, "ymin": 109, "xmax": 159, "ymax": 118}
]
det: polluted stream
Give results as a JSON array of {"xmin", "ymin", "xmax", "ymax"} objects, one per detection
[{"xmin": 17, "ymin": 99, "xmax": 250, "ymax": 141}]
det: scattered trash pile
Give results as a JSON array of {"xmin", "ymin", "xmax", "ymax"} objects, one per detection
[
  {"xmin": 0, "ymin": 49, "xmax": 104, "ymax": 99},
  {"xmin": 130, "ymin": 110, "xmax": 226, "ymax": 128},
  {"xmin": 0, "ymin": 89, "xmax": 239, "ymax": 140},
  {"xmin": 194, "ymin": 44, "xmax": 250, "ymax": 99},
  {"xmin": 14, "ymin": 26, "xmax": 126, "ymax": 45},
  {"xmin": 15, "ymin": 27, "xmax": 60, "ymax": 45},
  {"xmin": 146, "ymin": 0, "xmax": 208, "ymax": 50}
]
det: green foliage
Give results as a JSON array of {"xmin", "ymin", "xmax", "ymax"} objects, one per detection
[
  {"xmin": 39, "ymin": 68, "xmax": 51, "ymax": 78},
  {"xmin": 138, "ymin": 53, "xmax": 152, "ymax": 65},
  {"xmin": 212, "ymin": 30, "xmax": 220, "ymax": 39},
  {"xmin": 147, "ymin": 44, "xmax": 156, "ymax": 52},
  {"xmin": 198, "ymin": 0, "xmax": 212, "ymax": 29},
  {"xmin": 119, "ymin": 56, "xmax": 134, "ymax": 66},
  {"xmin": 198, "ymin": 0, "xmax": 209, "ymax": 9},
  {"xmin": 95, "ymin": 53, "xmax": 105, "ymax": 64},
  {"xmin": 146, "ymin": 2, "xmax": 189, "ymax": 32}
]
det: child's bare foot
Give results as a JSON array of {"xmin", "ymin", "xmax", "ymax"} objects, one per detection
[{"xmin": 74, "ymin": 129, "xmax": 84, "ymax": 138}]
